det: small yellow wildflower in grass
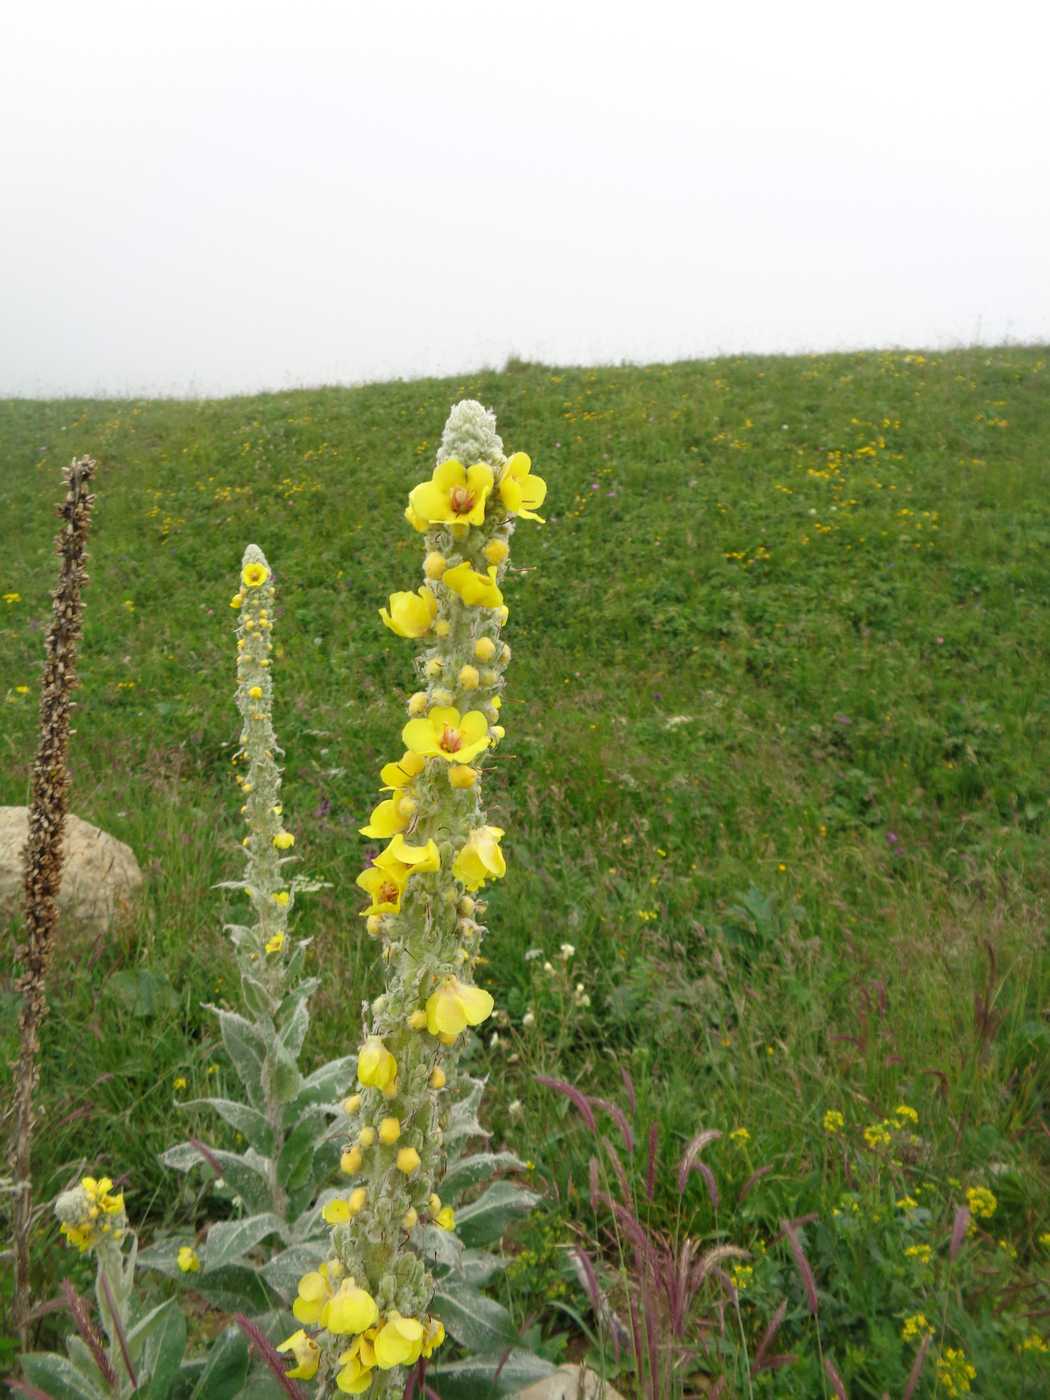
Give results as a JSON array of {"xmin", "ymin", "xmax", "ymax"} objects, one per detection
[
  {"xmin": 14, "ymin": 685, "xmax": 30, "ymax": 695},
  {"xmin": 177, "ymin": 1245, "xmax": 200, "ymax": 1272},
  {"xmin": 966, "ymin": 1185, "xmax": 997, "ymax": 1218},
  {"xmin": 936, "ymin": 1346, "xmax": 976, "ymax": 1396},
  {"xmin": 730, "ymin": 1263, "xmax": 753, "ymax": 1291},
  {"xmin": 173, "ymin": 1076, "xmax": 187, "ymax": 1091},
  {"xmin": 3, "ymin": 591, "xmax": 22, "ymax": 603},
  {"xmin": 894, "ymin": 1103, "xmax": 919, "ymax": 1123},
  {"xmin": 1040, "ymin": 1232, "xmax": 1050, "ymax": 1248},
  {"xmin": 896, "ymin": 1195, "xmax": 919, "ymax": 1211},
  {"xmin": 276, "ymin": 1330, "xmax": 320, "ymax": 1380},
  {"xmin": 863, "ymin": 1121, "xmax": 893, "ymax": 1149},
  {"xmin": 729, "ymin": 1127, "xmax": 750, "ymax": 1146},
  {"xmin": 823, "ymin": 1109, "xmax": 845, "ymax": 1134},
  {"xmin": 901, "ymin": 1312, "xmax": 933, "ymax": 1341},
  {"xmin": 1020, "ymin": 1333, "xmax": 1049, "ymax": 1353}
]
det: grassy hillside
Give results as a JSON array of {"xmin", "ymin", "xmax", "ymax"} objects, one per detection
[{"xmin": 2, "ymin": 347, "xmax": 1049, "ymax": 1393}]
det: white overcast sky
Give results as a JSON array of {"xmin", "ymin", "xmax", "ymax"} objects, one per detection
[{"xmin": 2, "ymin": 0, "xmax": 1047, "ymax": 397}]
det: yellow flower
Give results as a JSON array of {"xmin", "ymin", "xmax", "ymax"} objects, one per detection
[
  {"xmin": 322, "ymin": 1189, "xmax": 366, "ymax": 1224},
  {"xmin": 272, "ymin": 890, "xmax": 290, "ymax": 907},
  {"xmin": 277, "ymin": 1329, "xmax": 321, "ymax": 1380},
  {"xmin": 374, "ymin": 1313, "xmax": 425, "ymax": 1369},
  {"xmin": 442, "ymin": 560, "xmax": 504, "ymax": 609},
  {"xmin": 264, "ymin": 933, "xmax": 285, "ymax": 954},
  {"xmin": 823, "ymin": 1110, "xmax": 845, "ymax": 1134},
  {"xmin": 729, "ymin": 1127, "xmax": 750, "ymax": 1146},
  {"xmin": 408, "ymin": 459, "xmax": 495, "ymax": 527},
  {"xmin": 380, "ymin": 585, "xmax": 438, "ymax": 638},
  {"xmin": 3, "ymin": 592, "xmax": 22, "ymax": 603},
  {"xmin": 894, "ymin": 1103, "xmax": 919, "ymax": 1123},
  {"xmin": 483, "ymin": 538, "xmax": 509, "ymax": 565},
  {"xmin": 449, "ymin": 764, "xmax": 478, "ymax": 789},
  {"xmin": 230, "ymin": 592, "xmax": 243, "ymax": 609},
  {"xmin": 936, "ymin": 1347, "xmax": 976, "ymax": 1397},
  {"xmin": 340, "ymin": 1146, "xmax": 363, "ymax": 1174},
  {"xmin": 336, "ymin": 1334, "xmax": 379, "ymax": 1393},
  {"xmin": 359, "ymin": 791, "xmax": 415, "ymax": 838},
  {"xmin": 385, "ymin": 832, "xmax": 441, "ymax": 873},
  {"xmin": 434, "ymin": 1205, "xmax": 455, "ymax": 1230},
  {"xmin": 474, "ymin": 636, "xmax": 497, "ymax": 661},
  {"xmin": 425, "ymin": 976, "xmax": 495, "ymax": 1037},
  {"xmin": 291, "ymin": 1260, "xmax": 344, "ymax": 1324},
  {"xmin": 452, "ymin": 825, "xmax": 506, "ymax": 891},
  {"xmin": 356, "ymin": 847, "xmax": 412, "ymax": 916},
  {"xmin": 242, "ymin": 562, "xmax": 269, "ymax": 588},
  {"xmin": 498, "ymin": 452, "xmax": 547, "ymax": 521},
  {"xmin": 273, "ymin": 831, "xmax": 295, "ymax": 849},
  {"xmin": 1021, "ymin": 1333, "xmax": 1049, "ymax": 1353},
  {"xmin": 325, "ymin": 1280, "xmax": 379, "ymax": 1335},
  {"xmin": 380, "ymin": 750, "xmax": 427, "ymax": 789},
  {"xmin": 422, "ymin": 1317, "xmax": 446, "ymax": 1357},
  {"xmin": 357, "ymin": 1037, "xmax": 398, "ymax": 1089},
  {"xmin": 177, "ymin": 1246, "xmax": 200, "ymax": 1273},
  {"xmin": 965, "ymin": 1185, "xmax": 996, "ymax": 1218},
  {"xmin": 901, "ymin": 1313, "xmax": 932, "ymax": 1341},
  {"xmin": 423, "ymin": 550, "xmax": 447, "ymax": 579},
  {"xmin": 173, "ymin": 1076, "xmax": 188, "ymax": 1091},
  {"xmin": 248, "ymin": 685, "xmax": 263, "ymax": 700},
  {"xmin": 403, "ymin": 706, "xmax": 490, "ymax": 765},
  {"xmin": 863, "ymin": 1121, "xmax": 892, "ymax": 1150},
  {"xmin": 730, "ymin": 1263, "xmax": 753, "ymax": 1291},
  {"xmin": 905, "ymin": 1244, "xmax": 932, "ymax": 1264},
  {"xmin": 896, "ymin": 1196, "xmax": 919, "ymax": 1211}
]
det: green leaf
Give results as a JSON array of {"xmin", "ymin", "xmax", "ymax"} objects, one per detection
[
  {"xmin": 240, "ymin": 973, "xmax": 277, "ymax": 1020},
  {"xmin": 20, "ymin": 1353, "xmax": 108, "ymax": 1399},
  {"xmin": 187, "ymin": 1325, "xmax": 250, "ymax": 1399},
  {"xmin": 457, "ymin": 1249, "xmax": 508, "ymax": 1287},
  {"xmin": 267, "ymin": 1040, "xmax": 302, "ymax": 1105},
  {"xmin": 455, "ymin": 1181, "xmax": 540, "ymax": 1248},
  {"xmin": 440, "ymin": 1152, "xmax": 525, "ymax": 1203},
  {"xmin": 431, "ymin": 1280, "xmax": 517, "ymax": 1354},
  {"xmin": 204, "ymin": 1213, "xmax": 287, "ymax": 1273},
  {"xmin": 284, "ymin": 1055, "xmax": 356, "ymax": 1124},
  {"xmin": 160, "ymin": 1142, "xmax": 273, "ymax": 1214},
  {"xmin": 107, "ymin": 968, "xmax": 178, "ymax": 1019},
  {"xmin": 260, "ymin": 1244, "xmax": 327, "ymax": 1302},
  {"xmin": 277, "ymin": 996, "xmax": 310, "ymax": 1060},
  {"xmin": 445, "ymin": 1076, "xmax": 489, "ymax": 1153},
  {"xmin": 419, "ymin": 1223, "xmax": 465, "ymax": 1270},
  {"xmin": 210, "ymin": 1009, "xmax": 267, "ymax": 1109},
  {"xmin": 276, "ymin": 1110, "xmax": 329, "ymax": 1194},
  {"xmin": 184, "ymin": 1265, "xmax": 276, "ymax": 1314},
  {"xmin": 426, "ymin": 1348, "xmax": 557, "ymax": 1398},
  {"xmin": 134, "ymin": 1299, "xmax": 187, "ymax": 1400},
  {"xmin": 177, "ymin": 1098, "xmax": 274, "ymax": 1154}
]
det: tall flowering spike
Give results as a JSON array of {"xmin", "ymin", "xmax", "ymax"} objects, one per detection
[
  {"xmin": 12, "ymin": 456, "xmax": 96, "ymax": 1346},
  {"xmin": 232, "ymin": 545, "xmax": 295, "ymax": 968},
  {"xmin": 300, "ymin": 403, "xmax": 545, "ymax": 1394}
]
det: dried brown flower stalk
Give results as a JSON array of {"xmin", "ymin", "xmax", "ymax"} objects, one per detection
[{"xmin": 11, "ymin": 456, "xmax": 97, "ymax": 1346}]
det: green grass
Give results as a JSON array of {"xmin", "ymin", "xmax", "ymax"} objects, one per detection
[{"xmin": 2, "ymin": 346, "xmax": 1049, "ymax": 1393}]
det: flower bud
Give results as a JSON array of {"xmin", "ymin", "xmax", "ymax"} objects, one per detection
[
  {"xmin": 448, "ymin": 764, "xmax": 477, "ymax": 789},
  {"xmin": 430, "ymin": 1066, "xmax": 446, "ymax": 1089},
  {"xmin": 431, "ymin": 686, "xmax": 454, "ymax": 706},
  {"xmin": 397, "ymin": 1147, "xmax": 422, "ymax": 1174},
  {"xmin": 358, "ymin": 1127, "xmax": 376, "ymax": 1148},
  {"xmin": 435, "ymin": 619, "xmax": 451, "ymax": 638},
  {"xmin": 474, "ymin": 636, "xmax": 496, "ymax": 662},
  {"xmin": 402, "ymin": 1208, "xmax": 419, "ymax": 1230},
  {"xmin": 366, "ymin": 915, "xmax": 384, "ymax": 938},
  {"xmin": 424, "ymin": 657, "xmax": 443, "ymax": 678},
  {"xmin": 423, "ymin": 551, "xmax": 447, "ymax": 579},
  {"xmin": 480, "ymin": 668, "xmax": 499, "ymax": 687},
  {"xmin": 458, "ymin": 664, "xmax": 480, "ymax": 690},
  {"xmin": 408, "ymin": 1009, "xmax": 427, "ymax": 1030},
  {"xmin": 483, "ymin": 539, "xmax": 509, "ymax": 565},
  {"xmin": 248, "ymin": 685, "xmax": 263, "ymax": 699},
  {"xmin": 458, "ymin": 896, "xmax": 475, "ymax": 917},
  {"xmin": 379, "ymin": 1117, "xmax": 401, "ymax": 1145},
  {"xmin": 408, "ymin": 691, "xmax": 428, "ymax": 716}
]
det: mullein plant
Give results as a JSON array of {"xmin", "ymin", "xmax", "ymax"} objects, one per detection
[
  {"xmin": 279, "ymin": 402, "xmax": 547, "ymax": 1395},
  {"xmin": 144, "ymin": 545, "xmax": 354, "ymax": 1304}
]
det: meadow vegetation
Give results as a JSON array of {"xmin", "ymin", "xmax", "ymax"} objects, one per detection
[{"xmin": 2, "ymin": 346, "xmax": 1048, "ymax": 1395}]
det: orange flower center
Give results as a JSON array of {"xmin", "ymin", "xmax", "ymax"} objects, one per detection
[
  {"xmin": 449, "ymin": 486, "xmax": 476, "ymax": 514},
  {"xmin": 439, "ymin": 724, "xmax": 463, "ymax": 753},
  {"xmin": 379, "ymin": 880, "xmax": 399, "ymax": 903}
]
